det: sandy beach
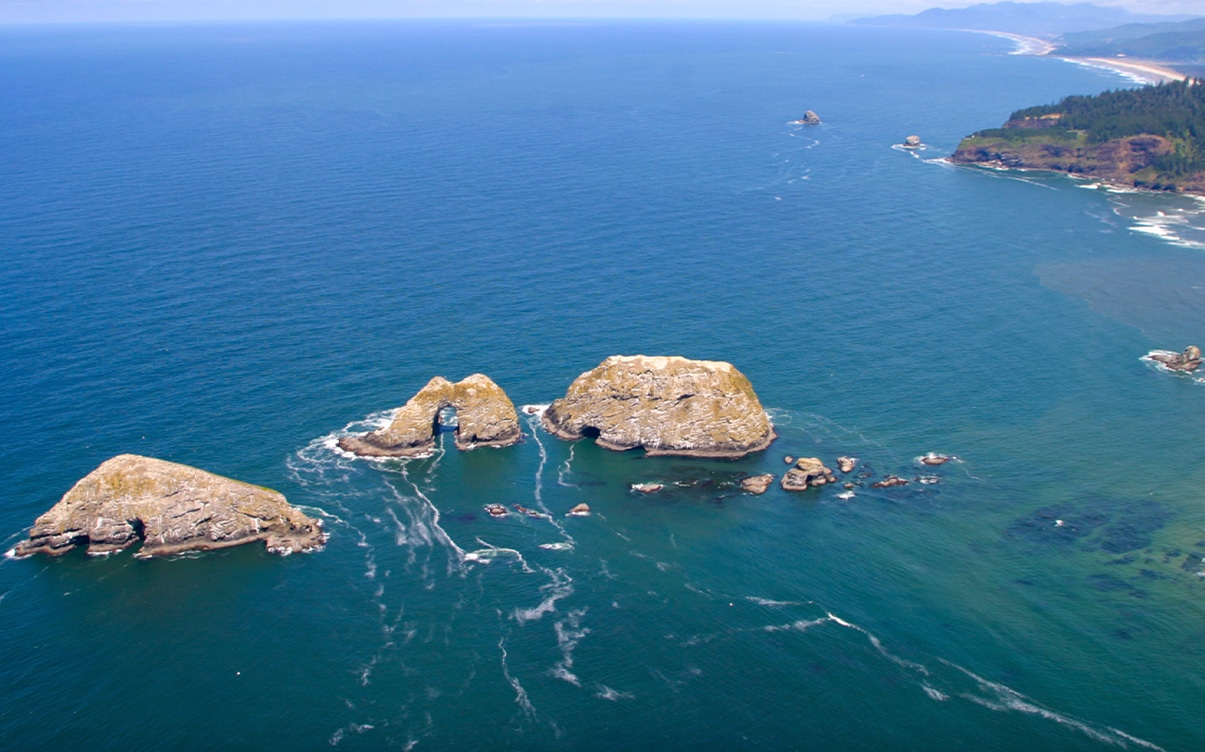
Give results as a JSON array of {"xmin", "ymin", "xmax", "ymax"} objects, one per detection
[
  {"xmin": 971, "ymin": 29, "xmax": 1186, "ymax": 85},
  {"xmin": 1058, "ymin": 56, "xmax": 1186, "ymax": 85}
]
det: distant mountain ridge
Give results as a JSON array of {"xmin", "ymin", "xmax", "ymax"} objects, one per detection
[{"xmin": 851, "ymin": 2, "xmax": 1193, "ymax": 37}]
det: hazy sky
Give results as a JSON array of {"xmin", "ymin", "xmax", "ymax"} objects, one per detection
[{"xmin": 0, "ymin": 0, "xmax": 1200, "ymax": 24}]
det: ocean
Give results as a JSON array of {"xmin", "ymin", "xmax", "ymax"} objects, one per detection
[{"xmin": 2, "ymin": 20, "xmax": 1204, "ymax": 750}]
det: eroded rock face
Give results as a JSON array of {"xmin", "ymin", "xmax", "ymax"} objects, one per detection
[
  {"xmin": 541, "ymin": 355, "xmax": 775, "ymax": 459},
  {"xmin": 781, "ymin": 457, "xmax": 836, "ymax": 491},
  {"xmin": 338, "ymin": 374, "xmax": 521, "ymax": 457},
  {"xmin": 14, "ymin": 454, "xmax": 325, "ymax": 559}
]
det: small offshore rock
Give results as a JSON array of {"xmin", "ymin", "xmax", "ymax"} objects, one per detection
[
  {"xmin": 14, "ymin": 454, "xmax": 325, "ymax": 559},
  {"xmin": 741, "ymin": 474, "xmax": 776, "ymax": 495},
  {"xmin": 567, "ymin": 503, "xmax": 591, "ymax": 517},
  {"xmin": 631, "ymin": 482, "xmax": 665, "ymax": 494},
  {"xmin": 781, "ymin": 458, "xmax": 836, "ymax": 492},
  {"xmin": 837, "ymin": 456, "xmax": 857, "ymax": 473},
  {"xmin": 339, "ymin": 374, "xmax": 521, "ymax": 457},
  {"xmin": 541, "ymin": 355, "xmax": 776, "ymax": 458},
  {"xmin": 920, "ymin": 453, "xmax": 952, "ymax": 466},
  {"xmin": 903, "ymin": 135, "xmax": 921, "ymax": 148},
  {"xmin": 871, "ymin": 475, "xmax": 910, "ymax": 489},
  {"xmin": 1149, "ymin": 345, "xmax": 1203, "ymax": 373},
  {"xmin": 844, "ymin": 482, "xmax": 855, "ymax": 490},
  {"xmin": 484, "ymin": 503, "xmax": 508, "ymax": 517},
  {"xmin": 784, "ymin": 456, "xmax": 796, "ymax": 465},
  {"xmin": 792, "ymin": 110, "xmax": 821, "ymax": 125}
]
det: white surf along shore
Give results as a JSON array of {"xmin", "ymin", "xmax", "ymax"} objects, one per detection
[{"xmin": 972, "ymin": 29, "xmax": 1186, "ymax": 85}]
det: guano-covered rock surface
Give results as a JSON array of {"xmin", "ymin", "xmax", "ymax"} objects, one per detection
[
  {"xmin": 541, "ymin": 355, "xmax": 775, "ymax": 458},
  {"xmin": 15, "ymin": 454, "xmax": 325, "ymax": 558},
  {"xmin": 338, "ymin": 374, "xmax": 521, "ymax": 457}
]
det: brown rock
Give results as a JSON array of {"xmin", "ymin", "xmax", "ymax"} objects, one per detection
[
  {"xmin": 541, "ymin": 355, "xmax": 776, "ymax": 459},
  {"xmin": 920, "ymin": 453, "xmax": 951, "ymax": 466},
  {"xmin": 903, "ymin": 135, "xmax": 921, "ymax": 147},
  {"xmin": 792, "ymin": 110, "xmax": 821, "ymax": 125},
  {"xmin": 568, "ymin": 503, "xmax": 591, "ymax": 517},
  {"xmin": 784, "ymin": 456, "xmax": 796, "ymax": 465},
  {"xmin": 631, "ymin": 482, "xmax": 665, "ymax": 494},
  {"xmin": 14, "ymin": 454, "xmax": 325, "ymax": 559},
  {"xmin": 741, "ymin": 474, "xmax": 776, "ymax": 495},
  {"xmin": 339, "ymin": 374, "xmax": 521, "ymax": 457},
  {"xmin": 871, "ymin": 475, "xmax": 909, "ymax": 489},
  {"xmin": 1149, "ymin": 345, "xmax": 1203, "ymax": 373},
  {"xmin": 837, "ymin": 456, "xmax": 857, "ymax": 473},
  {"xmin": 484, "ymin": 504, "xmax": 508, "ymax": 517},
  {"xmin": 781, "ymin": 457, "xmax": 836, "ymax": 492}
]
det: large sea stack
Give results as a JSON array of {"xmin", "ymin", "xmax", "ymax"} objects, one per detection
[
  {"xmin": 541, "ymin": 355, "xmax": 775, "ymax": 458},
  {"xmin": 14, "ymin": 454, "xmax": 325, "ymax": 558},
  {"xmin": 338, "ymin": 374, "xmax": 521, "ymax": 457}
]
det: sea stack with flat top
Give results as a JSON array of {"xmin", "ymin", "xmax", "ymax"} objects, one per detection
[
  {"xmin": 14, "ymin": 454, "xmax": 325, "ymax": 558},
  {"xmin": 338, "ymin": 374, "xmax": 522, "ymax": 457},
  {"xmin": 540, "ymin": 355, "xmax": 775, "ymax": 458}
]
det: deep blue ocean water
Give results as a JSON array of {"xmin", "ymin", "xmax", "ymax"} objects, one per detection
[{"xmin": 3, "ymin": 20, "xmax": 1205, "ymax": 750}]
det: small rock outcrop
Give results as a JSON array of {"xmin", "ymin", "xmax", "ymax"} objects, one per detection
[
  {"xmin": 568, "ymin": 503, "xmax": 591, "ymax": 517},
  {"xmin": 903, "ymin": 135, "xmax": 921, "ymax": 148},
  {"xmin": 14, "ymin": 454, "xmax": 325, "ymax": 559},
  {"xmin": 631, "ymin": 482, "xmax": 665, "ymax": 494},
  {"xmin": 837, "ymin": 456, "xmax": 857, "ymax": 473},
  {"xmin": 541, "ymin": 355, "xmax": 775, "ymax": 459},
  {"xmin": 339, "ymin": 374, "xmax": 521, "ymax": 457},
  {"xmin": 920, "ymin": 453, "xmax": 952, "ymax": 466},
  {"xmin": 872, "ymin": 475, "xmax": 910, "ymax": 489},
  {"xmin": 1149, "ymin": 345, "xmax": 1203, "ymax": 372},
  {"xmin": 792, "ymin": 110, "xmax": 822, "ymax": 125},
  {"xmin": 781, "ymin": 458, "xmax": 836, "ymax": 491},
  {"xmin": 741, "ymin": 474, "xmax": 776, "ymax": 495}
]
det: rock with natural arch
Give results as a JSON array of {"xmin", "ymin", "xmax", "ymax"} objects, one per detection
[
  {"xmin": 338, "ymin": 374, "xmax": 522, "ymax": 458},
  {"xmin": 541, "ymin": 355, "xmax": 776, "ymax": 459}
]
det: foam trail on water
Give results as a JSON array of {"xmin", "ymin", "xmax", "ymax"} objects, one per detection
[
  {"xmin": 513, "ymin": 566, "xmax": 574, "ymax": 625},
  {"xmin": 594, "ymin": 685, "xmax": 635, "ymax": 701},
  {"xmin": 388, "ymin": 466, "xmax": 467, "ymax": 574},
  {"xmin": 499, "ymin": 634, "xmax": 537, "ymax": 721},
  {"xmin": 524, "ymin": 412, "xmax": 576, "ymax": 546},
  {"xmin": 557, "ymin": 444, "xmax": 579, "ymax": 488},
  {"xmin": 549, "ymin": 607, "xmax": 590, "ymax": 686},
  {"xmin": 825, "ymin": 611, "xmax": 930, "ymax": 676},
  {"xmin": 464, "ymin": 537, "xmax": 533, "ymax": 572},
  {"xmin": 942, "ymin": 660, "xmax": 1164, "ymax": 750}
]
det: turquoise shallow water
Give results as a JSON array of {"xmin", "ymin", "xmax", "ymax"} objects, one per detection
[{"xmin": 3, "ymin": 20, "xmax": 1205, "ymax": 750}]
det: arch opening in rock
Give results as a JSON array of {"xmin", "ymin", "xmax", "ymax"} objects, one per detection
[{"xmin": 338, "ymin": 374, "xmax": 522, "ymax": 458}]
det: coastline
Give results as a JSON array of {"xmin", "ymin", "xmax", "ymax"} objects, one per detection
[
  {"xmin": 968, "ymin": 29, "xmax": 1186, "ymax": 85},
  {"xmin": 1058, "ymin": 56, "xmax": 1186, "ymax": 85},
  {"xmin": 946, "ymin": 158, "xmax": 1205, "ymax": 199}
]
